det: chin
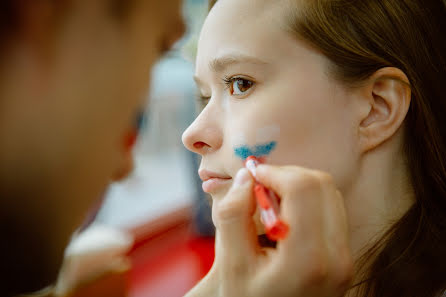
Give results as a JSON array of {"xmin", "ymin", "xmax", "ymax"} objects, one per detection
[{"xmin": 208, "ymin": 186, "xmax": 232, "ymax": 200}]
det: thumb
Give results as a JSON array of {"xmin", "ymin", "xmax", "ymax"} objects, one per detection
[{"xmin": 213, "ymin": 168, "xmax": 258, "ymax": 269}]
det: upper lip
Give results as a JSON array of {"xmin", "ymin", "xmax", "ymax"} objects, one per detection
[{"xmin": 199, "ymin": 169, "xmax": 232, "ymax": 182}]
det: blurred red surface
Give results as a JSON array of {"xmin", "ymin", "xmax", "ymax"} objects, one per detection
[
  {"xmin": 67, "ymin": 208, "xmax": 214, "ymax": 297},
  {"xmin": 127, "ymin": 211, "xmax": 214, "ymax": 297}
]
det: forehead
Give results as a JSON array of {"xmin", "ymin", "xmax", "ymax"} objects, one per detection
[{"xmin": 196, "ymin": 0, "xmax": 297, "ymax": 71}]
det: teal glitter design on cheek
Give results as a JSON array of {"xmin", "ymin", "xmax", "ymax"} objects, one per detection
[
  {"xmin": 234, "ymin": 146, "xmax": 254, "ymax": 160},
  {"xmin": 234, "ymin": 141, "xmax": 277, "ymax": 160},
  {"xmin": 256, "ymin": 141, "xmax": 277, "ymax": 156}
]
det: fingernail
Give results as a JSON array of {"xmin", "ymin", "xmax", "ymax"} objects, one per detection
[{"xmin": 234, "ymin": 168, "xmax": 250, "ymax": 186}]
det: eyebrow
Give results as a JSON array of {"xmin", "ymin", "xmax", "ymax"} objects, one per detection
[
  {"xmin": 209, "ymin": 54, "xmax": 269, "ymax": 73},
  {"xmin": 193, "ymin": 54, "xmax": 269, "ymax": 86}
]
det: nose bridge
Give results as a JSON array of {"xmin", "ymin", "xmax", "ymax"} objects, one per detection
[{"xmin": 182, "ymin": 102, "xmax": 223, "ymax": 154}]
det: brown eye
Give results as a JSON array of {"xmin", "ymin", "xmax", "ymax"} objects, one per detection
[{"xmin": 229, "ymin": 78, "xmax": 254, "ymax": 95}]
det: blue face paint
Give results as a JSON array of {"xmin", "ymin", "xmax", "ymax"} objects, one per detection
[{"xmin": 234, "ymin": 141, "xmax": 277, "ymax": 160}]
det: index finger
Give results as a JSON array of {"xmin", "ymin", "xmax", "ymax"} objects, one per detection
[
  {"xmin": 254, "ymin": 164, "xmax": 327, "ymax": 249},
  {"xmin": 213, "ymin": 169, "xmax": 259, "ymax": 273},
  {"xmin": 254, "ymin": 164, "xmax": 347, "ymax": 273},
  {"xmin": 254, "ymin": 164, "xmax": 311, "ymax": 198}
]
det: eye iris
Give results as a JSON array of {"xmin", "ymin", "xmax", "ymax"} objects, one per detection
[{"xmin": 235, "ymin": 79, "xmax": 252, "ymax": 93}]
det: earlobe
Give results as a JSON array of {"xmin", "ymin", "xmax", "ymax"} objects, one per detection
[{"xmin": 359, "ymin": 67, "xmax": 411, "ymax": 152}]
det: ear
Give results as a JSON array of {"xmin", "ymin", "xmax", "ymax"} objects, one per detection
[{"xmin": 358, "ymin": 67, "xmax": 411, "ymax": 153}]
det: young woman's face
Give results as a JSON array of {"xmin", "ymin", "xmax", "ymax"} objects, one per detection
[{"xmin": 183, "ymin": 0, "xmax": 360, "ymax": 206}]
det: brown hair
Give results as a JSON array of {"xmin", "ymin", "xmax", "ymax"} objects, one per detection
[
  {"xmin": 286, "ymin": 1, "xmax": 446, "ymax": 296},
  {"xmin": 207, "ymin": 0, "xmax": 446, "ymax": 296}
]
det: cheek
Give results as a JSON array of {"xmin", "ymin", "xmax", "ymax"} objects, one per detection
[
  {"xmin": 229, "ymin": 124, "xmax": 281, "ymax": 148},
  {"xmin": 254, "ymin": 85, "xmax": 356, "ymax": 190},
  {"xmin": 222, "ymin": 76, "xmax": 357, "ymax": 190},
  {"xmin": 226, "ymin": 117, "xmax": 281, "ymax": 164}
]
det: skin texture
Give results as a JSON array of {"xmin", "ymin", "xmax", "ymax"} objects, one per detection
[
  {"xmin": 0, "ymin": 0, "xmax": 184, "ymax": 294},
  {"xmin": 182, "ymin": 0, "xmax": 414, "ymax": 296}
]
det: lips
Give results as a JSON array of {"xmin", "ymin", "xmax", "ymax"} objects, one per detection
[{"xmin": 199, "ymin": 169, "xmax": 232, "ymax": 193}]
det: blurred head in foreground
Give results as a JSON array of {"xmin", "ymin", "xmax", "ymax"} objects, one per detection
[{"xmin": 0, "ymin": 0, "xmax": 184, "ymax": 295}]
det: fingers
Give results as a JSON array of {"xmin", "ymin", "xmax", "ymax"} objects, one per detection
[
  {"xmin": 255, "ymin": 165, "xmax": 353, "ymax": 291},
  {"xmin": 275, "ymin": 168, "xmax": 327, "ymax": 268},
  {"xmin": 193, "ymin": 164, "xmax": 353, "ymax": 297},
  {"xmin": 254, "ymin": 164, "xmax": 312, "ymax": 199},
  {"xmin": 255, "ymin": 164, "xmax": 326, "ymax": 249},
  {"xmin": 213, "ymin": 168, "xmax": 259, "ymax": 272}
]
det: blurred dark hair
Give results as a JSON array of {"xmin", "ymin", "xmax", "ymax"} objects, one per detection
[
  {"xmin": 0, "ymin": 0, "xmax": 131, "ymax": 54},
  {"xmin": 0, "ymin": 0, "xmax": 20, "ymax": 44}
]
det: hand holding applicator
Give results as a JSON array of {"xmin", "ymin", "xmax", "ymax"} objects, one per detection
[{"xmin": 245, "ymin": 156, "xmax": 289, "ymax": 241}]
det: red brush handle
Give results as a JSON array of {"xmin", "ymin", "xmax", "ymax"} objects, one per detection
[{"xmin": 254, "ymin": 183, "xmax": 289, "ymax": 240}]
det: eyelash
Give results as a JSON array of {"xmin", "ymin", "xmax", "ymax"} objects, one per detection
[
  {"xmin": 222, "ymin": 76, "xmax": 255, "ymax": 96},
  {"xmin": 222, "ymin": 76, "xmax": 234, "ymax": 88},
  {"xmin": 196, "ymin": 76, "xmax": 255, "ymax": 109}
]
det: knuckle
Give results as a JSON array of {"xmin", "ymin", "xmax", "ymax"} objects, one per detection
[
  {"xmin": 273, "ymin": 167, "xmax": 335, "ymax": 195},
  {"xmin": 288, "ymin": 172, "xmax": 322, "ymax": 195},
  {"xmin": 316, "ymin": 171, "xmax": 335, "ymax": 185},
  {"xmin": 299, "ymin": 250, "xmax": 329, "ymax": 286},
  {"xmin": 304, "ymin": 260, "xmax": 329, "ymax": 286}
]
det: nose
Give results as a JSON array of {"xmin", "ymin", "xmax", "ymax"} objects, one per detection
[{"xmin": 182, "ymin": 110, "xmax": 223, "ymax": 155}]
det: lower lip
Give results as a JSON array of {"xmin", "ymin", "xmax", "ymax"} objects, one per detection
[{"xmin": 202, "ymin": 178, "xmax": 232, "ymax": 193}]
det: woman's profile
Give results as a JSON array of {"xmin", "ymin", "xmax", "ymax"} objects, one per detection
[{"xmin": 182, "ymin": 0, "xmax": 446, "ymax": 296}]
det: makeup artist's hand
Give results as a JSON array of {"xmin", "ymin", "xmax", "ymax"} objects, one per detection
[{"xmin": 184, "ymin": 165, "xmax": 353, "ymax": 297}]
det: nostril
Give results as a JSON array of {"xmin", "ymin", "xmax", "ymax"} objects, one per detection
[{"xmin": 194, "ymin": 141, "xmax": 207, "ymax": 149}]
